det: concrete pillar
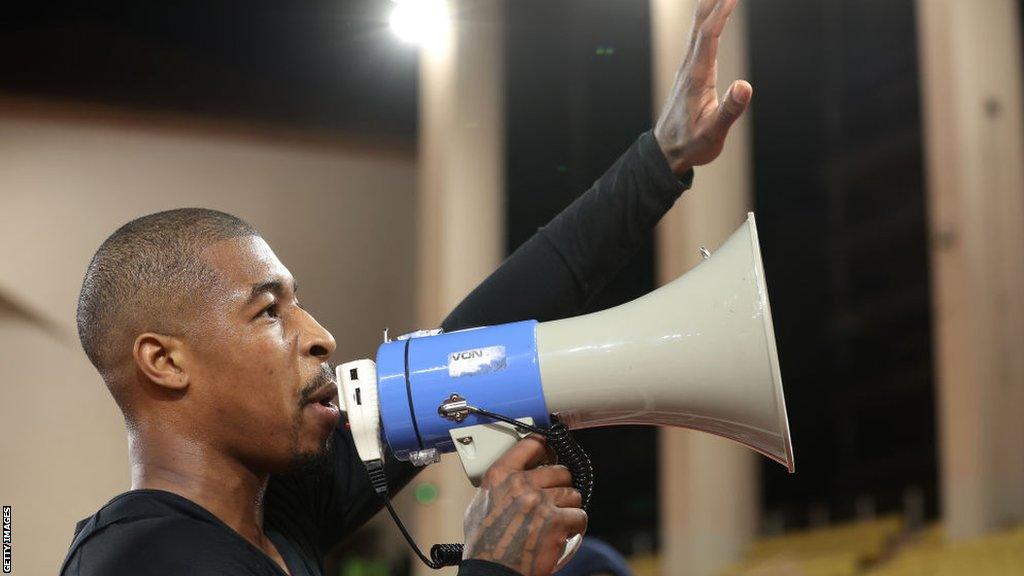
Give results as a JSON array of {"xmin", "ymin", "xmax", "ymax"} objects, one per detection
[
  {"xmin": 411, "ymin": 1, "xmax": 505, "ymax": 573},
  {"xmin": 916, "ymin": 0, "xmax": 1024, "ymax": 539},
  {"xmin": 651, "ymin": 1, "xmax": 759, "ymax": 574}
]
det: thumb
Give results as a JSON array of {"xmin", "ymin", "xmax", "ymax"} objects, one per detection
[{"xmin": 711, "ymin": 80, "xmax": 752, "ymax": 140}]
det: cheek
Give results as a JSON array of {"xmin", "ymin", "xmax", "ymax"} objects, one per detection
[
  {"xmin": 200, "ymin": 328, "xmax": 294, "ymax": 413},
  {"xmin": 242, "ymin": 346, "xmax": 293, "ymax": 406},
  {"xmin": 212, "ymin": 355, "xmax": 295, "ymax": 446}
]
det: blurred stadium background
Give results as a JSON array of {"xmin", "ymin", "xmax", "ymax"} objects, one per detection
[{"xmin": 1, "ymin": 1, "xmax": 1022, "ymax": 575}]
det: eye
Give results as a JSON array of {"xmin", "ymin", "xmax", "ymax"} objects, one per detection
[{"xmin": 258, "ymin": 302, "xmax": 280, "ymax": 320}]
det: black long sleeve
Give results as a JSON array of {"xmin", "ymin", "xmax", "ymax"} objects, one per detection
[{"xmin": 442, "ymin": 130, "xmax": 692, "ymax": 331}]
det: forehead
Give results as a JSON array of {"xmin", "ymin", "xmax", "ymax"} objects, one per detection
[{"xmin": 201, "ymin": 235, "xmax": 293, "ymax": 295}]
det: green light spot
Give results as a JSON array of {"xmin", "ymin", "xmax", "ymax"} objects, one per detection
[
  {"xmin": 557, "ymin": 165, "xmax": 568, "ymax": 173},
  {"xmin": 415, "ymin": 482, "xmax": 438, "ymax": 505}
]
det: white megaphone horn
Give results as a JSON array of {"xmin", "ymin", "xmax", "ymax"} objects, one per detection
[
  {"xmin": 537, "ymin": 211, "xmax": 794, "ymax": 472},
  {"xmin": 337, "ymin": 212, "xmax": 793, "ymax": 567}
]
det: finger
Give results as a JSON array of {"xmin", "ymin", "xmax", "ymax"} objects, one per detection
[
  {"xmin": 690, "ymin": 0, "xmax": 740, "ymax": 82},
  {"xmin": 556, "ymin": 507, "xmax": 589, "ymax": 537},
  {"xmin": 684, "ymin": 0, "xmax": 723, "ymax": 68},
  {"xmin": 495, "ymin": 434, "xmax": 549, "ymax": 471},
  {"xmin": 709, "ymin": 80, "xmax": 752, "ymax": 139},
  {"xmin": 545, "ymin": 486, "xmax": 583, "ymax": 508},
  {"xmin": 693, "ymin": 0, "xmax": 720, "ymax": 28},
  {"xmin": 525, "ymin": 464, "xmax": 572, "ymax": 489},
  {"xmin": 704, "ymin": 0, "xmax": 739, "ymax": 38}
]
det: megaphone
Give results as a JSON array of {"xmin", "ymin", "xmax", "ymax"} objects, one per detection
[{"xmin": 337, "ymin": 212, "xmax": 793, "ymax": 566}]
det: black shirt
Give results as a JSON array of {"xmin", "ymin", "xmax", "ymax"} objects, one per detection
[{"xmin": 59, "ymin": 131, "xmax": 692, "ymax": 576}]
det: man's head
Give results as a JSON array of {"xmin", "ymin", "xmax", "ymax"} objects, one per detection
[{"xmin": 77, "ymin": 208, "xmax": 338, "ymax": 475}]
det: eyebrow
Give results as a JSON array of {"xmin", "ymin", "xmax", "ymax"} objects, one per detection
[{"xmin": 245, "ymin": 278, "xmax": 299, "ymax": 307}]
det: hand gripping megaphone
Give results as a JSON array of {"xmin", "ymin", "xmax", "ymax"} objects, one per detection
[{"xmin": 337, "ymin": 212, "xmax": 794, "ymax": 569}]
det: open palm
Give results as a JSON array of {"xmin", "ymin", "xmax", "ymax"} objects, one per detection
[{"xmin": 654, "ymin": 0, "xmax": 751, "ymax": 176}]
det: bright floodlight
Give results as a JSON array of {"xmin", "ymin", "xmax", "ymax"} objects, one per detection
[{"xmin": 390, "ymin": 0, "xmax": 451, "ymax": 48}]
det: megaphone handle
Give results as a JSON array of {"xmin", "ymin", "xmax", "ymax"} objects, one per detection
[
  {"xmin": 454, "ymin": 407, "xmax": 594, "ymax": 510},
  {"xmin": 445, "ymin": 409, "xmax": 594, "ymax": 569},
  {"xmin": 370, "ymin": 411, "xmax": 594, "ymax": 570}
]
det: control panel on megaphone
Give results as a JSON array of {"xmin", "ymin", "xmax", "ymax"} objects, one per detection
[{"xmin": 337, "ymin": 213, "xmax": 794, "ymax": 569}]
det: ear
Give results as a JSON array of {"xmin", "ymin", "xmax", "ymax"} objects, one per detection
[{"xmin": 133, "ymin": 332, "xmax": 190, "ymax": 391}]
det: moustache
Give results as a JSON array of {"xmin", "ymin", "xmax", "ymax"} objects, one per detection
[{"xmin": 299, "ymin": 363, "xmax": 336, "ymax": 406}]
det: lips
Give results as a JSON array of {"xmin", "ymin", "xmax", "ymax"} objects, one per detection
[
  {"xmin": 305, "ymin": 382, "xmax": 338, "ymax": 408},
  {"xmin": 304, "ymin": 380, "xmax": 341, "ymax": 427}
]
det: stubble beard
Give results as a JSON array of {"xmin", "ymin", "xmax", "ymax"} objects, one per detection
[
  {"xmin": 286, "ymin": 363, "xmax": 338, "ymax": 477},
  {"xmin": 285, "ymin": 409, "xmax": 337, "ymax": 477}
]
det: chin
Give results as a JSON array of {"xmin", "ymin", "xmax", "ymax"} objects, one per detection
[{"xmin": 287, "ymin": 431, "xmax": 336, "ymax": 477}]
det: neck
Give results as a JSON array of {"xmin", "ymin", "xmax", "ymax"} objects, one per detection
[{"xmin": 128, "ymin": 422, "xmax": 270, "ymax": 547}]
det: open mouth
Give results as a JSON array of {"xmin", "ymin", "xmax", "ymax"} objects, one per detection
[
  {"xmin": 305, "ymin": 382, "xmax": 339, "ymax": 411},
  {"xmin": 305, "ymin": 393, "xmax": 341, "ymax": 426},
  {"xmin": 303, "ymin": 370, "xmax": 341, "ymax": 424}
]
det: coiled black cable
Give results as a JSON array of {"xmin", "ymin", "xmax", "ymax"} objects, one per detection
[
  {"xmin": 469, "ymin": 409, "xmax": 594, "ymax": 510},
  {"xmin": 372, "ymin": 408, "xmax": 594, "ymax": 570},
  {"xmin": 544, "ymin": 421, "xmax": 594, "ymax": 510},
  {"xmin": 429, "ymin": 543, "xmax": 465, "ymax": 567}
]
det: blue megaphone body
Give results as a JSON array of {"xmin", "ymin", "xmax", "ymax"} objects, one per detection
[{"xmin": 336, "ymin": 214, "xmax": 794, "ymax": 485}]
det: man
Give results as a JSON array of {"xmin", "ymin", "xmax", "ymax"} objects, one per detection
[{"xmin": 60, "ymin": 1, "xmax": 750, "ymax": 574}]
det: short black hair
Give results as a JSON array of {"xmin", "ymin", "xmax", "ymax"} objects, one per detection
[{"xmin": 77, "ymin": 208, "xmax": 259, "ymax": 386}]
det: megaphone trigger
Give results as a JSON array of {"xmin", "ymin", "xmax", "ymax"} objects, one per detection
[
  {"xmin": 436, "ymin": 396, "xmax": 595, "ymax": 569},
  {"xmin": 440, "ymin": 401, "xmax": 594, "ymax": 569}
]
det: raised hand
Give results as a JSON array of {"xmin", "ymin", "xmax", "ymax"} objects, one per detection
[
  {"xmin": 654, "ymin": 0, "xmax": 751, "ymax": 176},
  {"xmin": 462, "ymin": 435, "xmax": 587, "ymax": 576}
]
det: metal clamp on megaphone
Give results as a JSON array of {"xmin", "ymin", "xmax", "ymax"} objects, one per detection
[{"xmin": 336, "ymin": 213, "xmax": 795, "ymax": 570}]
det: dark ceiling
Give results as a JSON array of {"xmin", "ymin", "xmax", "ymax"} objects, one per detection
[{"xmin": 0, "ymin": 1, "xmax": 419, "ymax": 138}]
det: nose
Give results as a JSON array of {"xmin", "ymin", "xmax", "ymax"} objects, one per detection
[{"xmin": 300, "ymin": 309, "xmax": 336, "ymax": 360}]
